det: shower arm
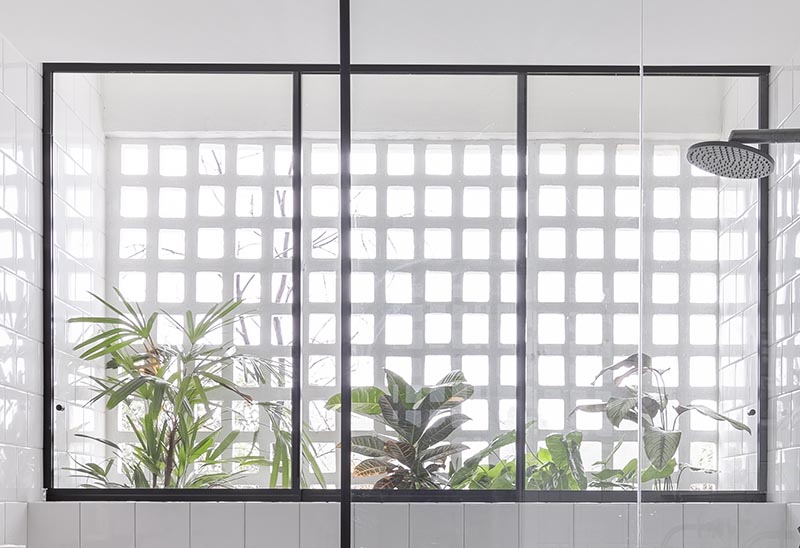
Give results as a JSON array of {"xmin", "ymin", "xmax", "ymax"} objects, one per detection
[{"xmin": 728, "ymin": 128, "xmax": 800, "ymax": 144}]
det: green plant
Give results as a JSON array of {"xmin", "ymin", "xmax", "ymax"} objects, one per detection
[
  {"xmin": 450, "ymin": 428, "xmax": 588, "ymax": 490},
  {"xmin": 575, "ymin": 353, "xmax": 751, "ymax": 490},
  {"xmin": 326, "ymin": 369, "xmax": 474, "ymax": 489},
  {"xmin": 66, "ymin": 289, "xmax": 325, "ymax": 488}
]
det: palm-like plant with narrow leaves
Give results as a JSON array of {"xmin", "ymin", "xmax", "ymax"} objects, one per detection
[
  {"xmin": 326, "ymin": 370, "xmax": 474, "ymax": 489},
  {"xmin": 66, "ymin": 290, "xmax": 325, "ymax": 488},
  {"xmin": 574, "ymin": 353, "xmax": 751, "ymax": 490}
]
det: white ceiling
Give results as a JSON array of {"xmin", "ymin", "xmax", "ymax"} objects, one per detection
[{"xmin": 2, "ymin": 0, "xmax": 799, "ymax": 66}]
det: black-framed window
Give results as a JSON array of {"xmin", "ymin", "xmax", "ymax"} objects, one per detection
[{"xmin": 43, "ymin": 64, "xmax": 769, "ymax": 507}]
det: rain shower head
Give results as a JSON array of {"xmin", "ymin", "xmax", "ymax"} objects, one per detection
[
  {"xmin": 686, "ymin": 128, "xmax": 800, "ymax": 179},
  {"xmin": 686, "ymin": 141, "xmax": 774, "ymax": 179}
]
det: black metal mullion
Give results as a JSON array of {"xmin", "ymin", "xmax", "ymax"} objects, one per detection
[
  {"xmin": 339, "ymin": 1, "xmax": 353, "ymax": 547},
  {"xmin": 757, "ymin": 71, "xmax": 770, "ymax": 494},
  {"xmin": 291, "ymin": 71, "xmax": 303, "ymax": 494},
  {"xmin": 43, "ymin": 66, "xmax": 55, "ymax": 493},
  {"xmin": 515, "ymin": 74, "xmax": 528, "ymax": 498}
]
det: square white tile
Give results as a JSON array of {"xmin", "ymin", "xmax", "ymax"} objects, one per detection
[
  {"xmin": 300, "ymin": 503, "xmax": 338, "ymax": 548},
  {"xmin": 81, "ymin": 502, "xmax": 135, "ymax": 548},
  {"xmin": 135, "ymin": 502, "xmax": 190, "ymax": 548},
  {"xmin": 464, "ymin": 503, "xmax": 519, "ymax": 548},
  {"xmin": 191, "ymin": 502, "xmax": 245, "ymax": 548},
  {"xmin": 787, "ymin": 504, "xmax": 800, "ymax": 548},
  {"xmin": 410, "ymin": 503, "xmax": 464, "ymax": 548},
  {"xmin": 5, "ymin": 501, "xmax": 26, "ymax": 546},
  {"xmin": 739, "ymin": 503, "xmax": 785, "ymax": 548},
  {"xmin": 682, "ymin": 503, "xmax": 737, "ymax": 548},
  {"xmin": 574, "ymin": 504, "xmax": 628, "ymax": 548},
  {"xmin": 27, "ymin": 502, "xmax": 79, "ymax": 548},
  {"xmin": 2, "ymin": 42, "xmax": 27, "ymax": 112},
  {"xmin": 629, "ymin": 503, "xmax": 683, "ymax": 548},
  {"xmin": 354, "ymin": 503, "xmax": 408, "ymax": 548},
  {"xmin": 245, "ymin": 502, "xmax": 299, "ymax": 548},
  {"xmin": 520, "ymin": 503, "xmax": 573, "ymax": 547}
]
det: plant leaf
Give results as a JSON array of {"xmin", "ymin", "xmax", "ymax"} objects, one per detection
[
  {"xmin": 641, "ymin": 458, "xmax": 676, "ymax": 483},
  {"xmin": 674, "ymin": 404, "xmax": 751, "ymax": 434},
  {"xmin": 417, "ymin": 414, "xmax": 471, "ymax": 451},
  {"xmin": 605, "ymin": 397, "xmax": 637, "ymax": 427},
  {"xmin": 385, "ymin": 369, "xmax": 416, "ymax": 408},
  {"xmin": 325, "ymin": 387, "xmax": 387, "ymax": 416},
  {"xmin": 642, "ymin": 427, "xmax": 681, "ymax": 470},
  {"xmin": 384, "ymin": 440, "xmax": 416, "ymax": 467},
  {"xmin": 106, "ymin": 376, "xmax": 150, "ymax": 409},
  {"xmin": 353, "ymin": 458, "xmax": 395, "ymax": 477},
  {"xmin": 351, "ymin": 435, "xmax": 391, "ymax": 458},
  {"xmin": 418, "ymin": 443, "xmax": 468, "ymax": 463}
]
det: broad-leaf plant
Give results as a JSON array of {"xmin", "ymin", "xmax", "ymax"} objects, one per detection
[
  {"xmin": 326, "ymin": 369, "xmax": 474, "ymax": 489},
  {"xmin": 574, "ymin": 353, "xmax": 751, "ymax": 490}
]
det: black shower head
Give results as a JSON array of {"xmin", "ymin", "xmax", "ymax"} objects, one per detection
[
  {"xmin": 686, "ymin": 140, "xmax": 774, "ymax": 179},
  {"xmin": 686, "ymin": 128, "xmax": 800, "ymax": 180}
]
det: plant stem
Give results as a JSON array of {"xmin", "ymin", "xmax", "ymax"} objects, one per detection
[{"xmin": 163, "ymin": 418, "xmax": 179, "ymax": 487}]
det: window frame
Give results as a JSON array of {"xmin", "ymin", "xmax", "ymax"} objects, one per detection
[{"xmin": 42, "ymin": 63, "xmax": 769, "ymax": 507}]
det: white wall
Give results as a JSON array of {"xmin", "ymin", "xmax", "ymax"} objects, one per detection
[
  {"xmin": 351, "ymin": 0, "xmax": 800, "ymax": 66},
  {"xmin": 768, "ymin": 49, "xmax": 800, "ymax": 503},
  {"xmin": 0, "ymin": 30, "xmax": 45, "ymax": 548},
  {"xmin": 2, "ymin": 1, "xmax": 800, "ymax": 66}
]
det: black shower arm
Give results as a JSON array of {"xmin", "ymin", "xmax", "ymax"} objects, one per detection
[{"xmin": 728, "ymin": 128, "xmax": 800, "ymax": 144}]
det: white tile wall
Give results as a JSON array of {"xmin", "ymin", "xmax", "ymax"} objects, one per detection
[
  {"xmin": 0, "ymin": 27, "xmax": 108, "ymax": 547},
  {"xmin": 0, "ymin": 32, "xmax": 44, "ymax": 517},
  {"xmin": 23, "ymin": 502, "xmax": 795, "ymax": 548},
  {"xmin": 769, "ymin": 44, "xmax": 800, "ymax": 504}
]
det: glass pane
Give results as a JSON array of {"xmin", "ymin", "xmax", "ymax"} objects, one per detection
[
  {"xmin": 526, "ymin": 75, "xmax": 641, "ymax": 493},
  {"xmin": 53, "ymin": 73, "xmax": 295, "ymax": 488},
  {"xmin": 348, "ymin": 74, "xmax": 517, "ymax": 490},
  {"xmin": 303, "ymin": 74, "xmax": 342, "ymax": 488},
  {"xmin": 641, "ymin": 75, "xmax": 761, "ymax": 494}
]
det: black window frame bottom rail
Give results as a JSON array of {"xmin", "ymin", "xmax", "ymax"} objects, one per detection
[{"xmin": 45, "ymin": 488, "xmax": 766, "ymax": 504}]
